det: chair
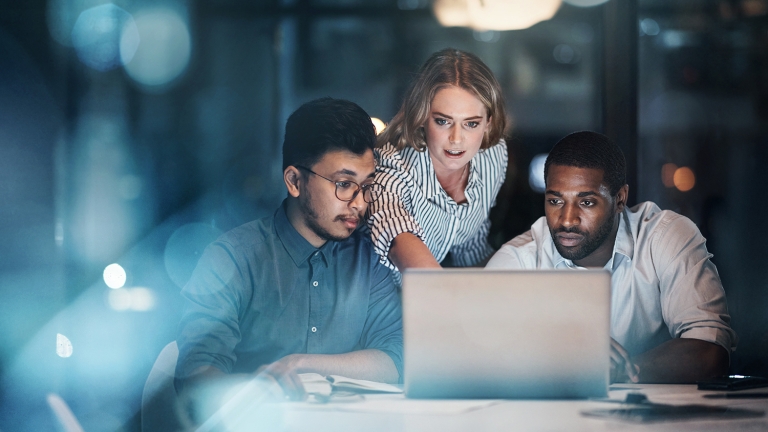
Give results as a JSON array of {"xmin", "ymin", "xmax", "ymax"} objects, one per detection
[{"xmin": 141, "ymin": 341, "xmax": 185, "ymax": 432}]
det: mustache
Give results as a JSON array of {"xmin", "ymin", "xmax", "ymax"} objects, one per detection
[
  {"xmin": 334, "ymin": 214, "xmax": 360, "ymax": 222},
  {"xmin": 554, "ymin": 227, "xmax": 585, "ymax": 235}
]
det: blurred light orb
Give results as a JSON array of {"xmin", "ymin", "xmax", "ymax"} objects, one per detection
[
  {"xmin": 71, "ymin": 4, "xmax": 139, "ymax": 71},
  {"xmin": 640, "ymin": 18, "xmax": 661, "ymax": 36},
  {"xmin": 103, "ymin": 263, "xmax": 127, "ymax": 289},
  {"xmin": 108, "ymin": 288, "xmax": 132, "ymax": 310},
  {"xmin": 107, "ymin": 287, "xmax": 156, "ymax": 311},
  {"xmin": 432, "ymin": 0, "xmax": 471, "ymax": 27},
  {"xmin": 56, "ymin": 333, "xmax": 73, "ymax": 358},
  {"xmin": 661, "ymin": 163, "xmax": 678, "ymax": 188},
  {"xmin": 122, "ymin": 8, "xmax": 191, "ymax": 87},
  {"xmin": 529, "ymin": 153, "xmax": 548, "ymax": 193},
  {"xmin": 563, "ymin": 0, "xmax": 610, "ymax": 7},
  {"xmin": 553, "ymin": 44, "xmax": 578, "ymax": 64},
  {"xmin": 371, "ymin": 117, "xmax": 387, "ymax": 135},
  {"xmin": 467, "ymin": 0, "xmax": 562, "ymax": 31},
  {"xmin": 165, "ymin": 223, "xmax": 223, "ymax": 288},
  {"xmin": 434, "ymin": 0, "xmax": 561, "ymax": 30},
  {"xmin": 130, "ymin": 287, "xmax": 156, "ymax": 311},
  {"xmin": 673, "ymin": 167, "xmax": 695, "ymax": 192},
  {"xmin": 473, "ymin": 30, "xmax": 501, "ymax": 43}
]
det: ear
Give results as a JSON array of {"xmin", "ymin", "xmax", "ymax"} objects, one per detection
[
  {"xmin": 284, "ymin": 166, "xmax": 302, "ymax": 198},
  {"xmin": 615, "ymin": 184, "xmax": 629, "ymax": 213}
]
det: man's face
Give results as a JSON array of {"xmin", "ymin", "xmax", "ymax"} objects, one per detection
[
  {"xmin": 297, "ymin": 149, "xmax": 376, "ymax": 244},
  {"xmin": 544, "ymin": 165, "xmax": 624, "ymax": 265}
]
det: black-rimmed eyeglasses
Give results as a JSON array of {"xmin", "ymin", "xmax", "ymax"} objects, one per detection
[{"xmin": 295, "ymin": 166, "xmax": 382, "ymax": 203}]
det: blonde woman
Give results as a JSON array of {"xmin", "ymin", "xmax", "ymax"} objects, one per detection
[{"xmin": 367, "ymin": 48, "xmax": 508, "ymax": 281}]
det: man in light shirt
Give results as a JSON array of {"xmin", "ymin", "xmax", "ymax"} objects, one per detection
[{"xmin": 487, "ymin": 131, "xmax": 736, "ymax": 383}]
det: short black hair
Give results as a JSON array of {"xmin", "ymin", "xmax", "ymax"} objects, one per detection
[
  {"xmin": 282, "ymin": 97, "xmax": 376, "ymax": 170},
  {"xmin": 544, "ymin": 131, "xmax": 627, "ymax": 196}
]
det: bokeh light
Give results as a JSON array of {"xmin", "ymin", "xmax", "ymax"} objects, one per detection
[
  {"xmin": 673, "ymin": 166, "xmax": 696, "ymax": 192},
  {"xmin": 122, "ymin": 8, "xmax": 191, "ymax": 87},
  {"xmin": 529, "ymin": 153, "xmax": 548, "ymax": 193},
  {"xmin": 371, "ymin": 117, "xmax": 387, "ymax": 135},
  {"xmin": 661, "ymin": 162, "xmax": 677, "ymax": 188},
  {"xmin": 165, "ymin": 223, "xmax": 223, "ymax": 288},
  {"xmin": 434, "ymin": 0, "xmax": 562, "ymax": 31},
  {"xmin": 71, "ymin": 4, "xmax": 139, "ymax": 71},
  {"xmin": 107, "ymin": 287, "xmax": 156, "ymax": 311},
  {"xmin": 56, "ymin": 333, "xmax": 73, "ymax": 358},
  {"xmin": 553, "ymin": 44, "xmax": 580, "ymax": 64},
  {"xmin": 640, "ymin": 18, "xmax": 661, "ymax": 36},
  {"xmin": 103, "ymin": 263, "xmax": 127, "ymax": 289},
  {"xmin": 563, "ymin": 0, "xmax": 610, "ymax": 7}
]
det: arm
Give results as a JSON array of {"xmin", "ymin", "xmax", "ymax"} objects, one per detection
[
  {"xmin": 450, "ymin": 219, "xmax": 495, "ymax": 267},
  {"xmin": 389, "ymin": 232, "xmax": 441, "ymax": 270},
  {"xmin": 367, "ymin": 147, "xmax": 435, "ymax": 271},
  {"xmin": 633, "ymin": 338, "xmax": 728, "ymax": 383}
]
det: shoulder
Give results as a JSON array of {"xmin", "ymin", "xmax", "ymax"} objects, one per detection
[
  {"xmin": 628, "ymin": 201, "xmax": 700, "ymax": 239},
  {"xmin": 208, "ymin": 216, "xmax": 274, "ymax": 259},
  {"xmin": 486, "ymin": 217, "xmax": 548, "ymax": 269},
  {"xmin": 476, "ymin": 139, "xmax": 508, "ymax": 164}
]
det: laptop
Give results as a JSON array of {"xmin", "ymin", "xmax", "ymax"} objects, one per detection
[{"xmin": 402, "ymin": 268, "xmax": 611, "ymax": 399}]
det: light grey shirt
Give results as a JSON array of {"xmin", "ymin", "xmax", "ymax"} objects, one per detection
[{"xmin": 486, "ymin": 201, "xmax": 736, "ymax": 357}]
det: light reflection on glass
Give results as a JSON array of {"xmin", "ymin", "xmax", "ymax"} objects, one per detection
[
  {"xmin": 107, "ymin": 287, "xmax": 157, "ymax": 311},
  {"xmin": 673, "ymin": 166, "xmax": 695, "ymax": 192},
  {"xmin": 371, "ymin": 117, "xmax": 387, "ymax": 135}
]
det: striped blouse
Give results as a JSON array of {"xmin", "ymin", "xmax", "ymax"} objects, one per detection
[{"xmin": 367, "ymin": 140, "xmax": 508, "ymax": 276}]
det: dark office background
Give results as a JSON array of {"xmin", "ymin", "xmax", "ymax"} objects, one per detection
[{"xmin": 1, "ymin": 0, "xmax": 767, "ymax": 430}]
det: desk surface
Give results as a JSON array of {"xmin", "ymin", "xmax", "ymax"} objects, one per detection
[{"xmin": 231, "ymin": 384, "xmax": 768, "ymax": 432}]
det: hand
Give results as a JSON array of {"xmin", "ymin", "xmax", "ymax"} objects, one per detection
[
  {"xmin": 610, "ymin": 338, "xmax": 640, "ymax": 383},
  {"xmin": 256, "ymin": 355, "xmax": 307, "ymax": 401}
]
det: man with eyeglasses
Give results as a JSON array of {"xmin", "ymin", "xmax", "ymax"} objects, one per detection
[{"xmin": 175, "ymin": 98, "xmax": 402, "ymax": 413}]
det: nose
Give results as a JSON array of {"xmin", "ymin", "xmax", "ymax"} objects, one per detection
[
  {"xmin": 449, "ymin": 124, "xmax": 462, "ymax": 144},
  {"xmin": 348, "ymin": 186, "xmax": 367, "ymax": 213},
  {"xmin": 560, "ymin": 203, "xmax": 580, "ymax": 228}
]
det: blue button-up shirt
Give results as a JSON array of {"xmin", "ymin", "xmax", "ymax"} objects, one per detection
[{"xmin": 176, "ymin": 202, "xmax": 403, "ymax": 382}]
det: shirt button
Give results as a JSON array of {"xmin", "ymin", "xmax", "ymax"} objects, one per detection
[
  {"xmin": 312, "ymin": 281, "xmax": 318, "ymax": 287},
  {"xmin": 311, "ymin": 327, "xmax": 317, "ymax": 333}
]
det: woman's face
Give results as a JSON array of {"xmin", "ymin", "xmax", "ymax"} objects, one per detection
[{"xmin": 423, "ymin": 85, "xmax": 491, "ymax": 174}]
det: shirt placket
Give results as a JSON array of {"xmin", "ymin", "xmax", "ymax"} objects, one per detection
[{"xmin": 307, "ymin": 251, "xmax": 324, "ymax": 353}]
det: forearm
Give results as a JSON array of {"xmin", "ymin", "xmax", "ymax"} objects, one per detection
[
  {"xmin": 389, "ymin": 232, "xmax": 441, "ymax": 271},
  {"xmin": 634, "ymin": 338, "xmax": 728, "ymax": 383},
  {"xmin": 285, "ymin": 349, "xmax": 399, "ymax": 383}
]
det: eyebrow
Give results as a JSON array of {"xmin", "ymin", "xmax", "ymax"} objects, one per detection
[
  {"xmin": 334, "ymin": 169, "xmax": 376, "ymax": 179},
  {"xmin": 545, "ymin": 190, "xmax": 599, "ymax": 197},
  {"xmin": 431, "ymin": 111, "xmax": 484, "ymax": 121}
]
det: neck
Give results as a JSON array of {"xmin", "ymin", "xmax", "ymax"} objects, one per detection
[
  {"xmin": 285, "ymin": 198, "xmax": 327, "ymax": 248},
  {"xmin": 434, "ymin": 162, "xmax": 469, "ymax": 195}
]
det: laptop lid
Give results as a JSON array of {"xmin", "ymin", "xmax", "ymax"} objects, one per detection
[{"xmin": 402, "ymin": 269, "xmax": 611, "ymax": 399}]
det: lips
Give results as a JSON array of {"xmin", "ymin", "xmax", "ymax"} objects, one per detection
[
  {"xmin": 444, "ymin": 149, "xmax": 465, "ymax": 159},
  {"xmin": 555, "ymin": 233, "xmax": 584, "ymax": 248},
  {"xmin": 339, "ymin": 217, "xmax": 359, "ymax": 229}
]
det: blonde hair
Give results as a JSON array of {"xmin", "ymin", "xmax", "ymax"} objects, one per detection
[{"xmin": 378, "ymin": 48, "xmax": 508, "ymax": 152}]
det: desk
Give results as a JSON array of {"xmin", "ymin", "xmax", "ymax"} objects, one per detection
[{"xmin": 242, "ymin": 385, "xmax": 768, "ymax": 432}]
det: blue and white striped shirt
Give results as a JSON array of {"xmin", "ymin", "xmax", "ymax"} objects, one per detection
[{"xmin": 367, "ymin": 140, "xmax": 508, "ymax": 276}]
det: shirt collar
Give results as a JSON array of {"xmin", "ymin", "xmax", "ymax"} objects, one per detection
[
  {"xmin": 550, "ymin": 208, "xmax": 635, "ymax": 271},
  {"xmin": 411, "ymin": 147, "xmax": 483, "ymax": 200},
  {"xmin": 274, "ymin": 200, "xmax": 333, "ymax": 267}
]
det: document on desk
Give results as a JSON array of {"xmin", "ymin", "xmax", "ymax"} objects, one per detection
[{"xmin": 299, "ymin": 373, "xmax": 403, "ymax": 395}]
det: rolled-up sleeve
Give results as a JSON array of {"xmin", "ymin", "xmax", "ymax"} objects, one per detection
[
  {"xmin": 654, "ymin": 215, "xmax": 737, "ymax": 353},
  {"xmin": 175, "ymin": 241, "xmax": 248, "ymax": 383},
  {"xmin": 367, "ymin": 148, "xmax": 426, "ymax": 271},
  {"xmin": 357, "ymin": 263, "xmax": 404, "ymax": 381}
]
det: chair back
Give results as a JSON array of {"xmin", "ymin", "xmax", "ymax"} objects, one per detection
[{"xmin": 141, "ymin": 341, "xmax": 184, "ymax": 432}]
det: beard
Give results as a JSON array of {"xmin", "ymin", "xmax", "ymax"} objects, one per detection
[
  {"xmin": 550, "ymin": 213, "xmax": 616, "ymax": 262},
  {"xmin": 299, "ymin": 186, "xmax": 357, "ymax": 243}
]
